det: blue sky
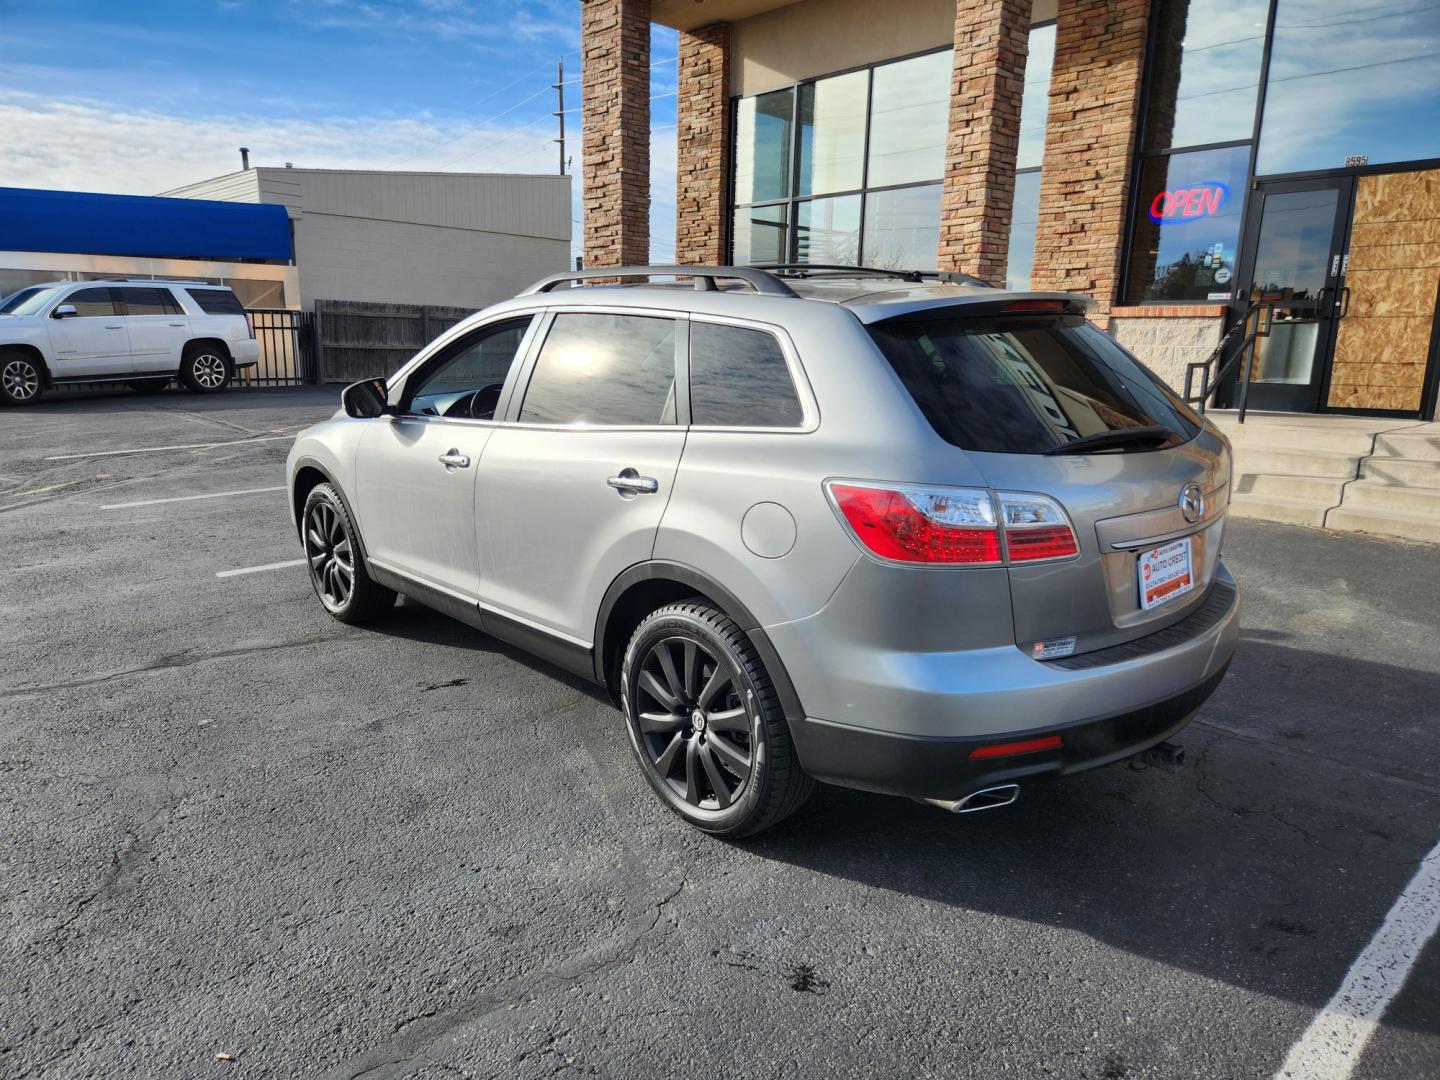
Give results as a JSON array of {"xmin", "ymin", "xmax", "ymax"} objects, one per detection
[{"xmin": 0, "ymin": 0, "xmax": 680, "ymax": 258}]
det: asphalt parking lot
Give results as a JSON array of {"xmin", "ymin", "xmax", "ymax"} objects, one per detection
[{"xmin": 2, "ymin": 387, "xmax": 1438, "ymax": 1080}]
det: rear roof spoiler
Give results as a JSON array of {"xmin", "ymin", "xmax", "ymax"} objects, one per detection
[{"xmin": 858, "ymin": 292, "xmax": 1094, "ymax": 326}]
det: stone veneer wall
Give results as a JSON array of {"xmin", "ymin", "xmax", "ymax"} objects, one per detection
[
  {"xmin": 1109, "ymin": 306, "xmax": 1227, "ymax": 395},
  {"xmin": 582, "ymin": 0, "xmax": 652, "ymax": 268},
  {"xmin": 675, "ymin": 23, "xmax": 731, "ymax": 265},
  {"xmin": 1030, "ymin": 0, "xmax": 1150, "ymax": 326},
  {"xmin": 937, "ymin": 0, "xmax": 1030, "ymax": 284}
]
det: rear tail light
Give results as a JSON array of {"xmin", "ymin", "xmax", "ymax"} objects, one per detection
[
  {"xmin": 998, "ymin": 492, "xmax": 1078, "ymax": 561},
  {"xmin": 826, "ymin": 483, "xmax": 1078, "ymax": 566},
  {"xmin": 828, "ymin": 483, "xmax": 1001, "ymax": 565}
]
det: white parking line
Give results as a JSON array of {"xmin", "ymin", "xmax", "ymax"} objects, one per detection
[
  {"xmin": 215, "ymin": 558, "xmax": 306, "ymax": 579},
  {"xmin": 101, "ymin": 485, "xmax": 285, "ymax": 510},
  {"xmin": 1273, "ymin": 837, "xmax": 1440, "ymax": 1080},
  {"xmin": 44, "ymin": 435, "xmax": 291, "ymax": 461}
]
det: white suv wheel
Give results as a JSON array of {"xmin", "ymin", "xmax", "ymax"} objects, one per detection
[{"xmin": 1, "ymin": 356, "xmax": 41, "ymax": 404}]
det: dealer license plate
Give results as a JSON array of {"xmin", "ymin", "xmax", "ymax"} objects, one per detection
[{"xmin": 1138, "ymin": 538, "xmax": 1194, "ymax": 611}]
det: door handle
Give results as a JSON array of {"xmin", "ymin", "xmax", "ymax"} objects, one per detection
[
  {"xmin": 607, "ymin": 471, "xmax": 659, "ymax": 495},
  {"xmin": 104, "ymin": 324, "xmax": 124, "ymax": 329},
  {"xmin": 438, "ymin": 450, "xmax": 471, "ymax": 469},
  {"xmin": 168, "ymin": 322, "xmax": 185, "ymax": 327},
  {"xmin": 1337, "ymin": 286, "xmax": 1351, "ymax": 318}
]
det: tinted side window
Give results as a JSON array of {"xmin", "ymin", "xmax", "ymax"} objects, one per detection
[
  {"xmin": 519, "ymin": 313, "xmax": 677, "ymax": 426},
  {"xmin": 405, "ymin": 317, "xmax": 533, "ymax": 419},
  {"xmin": 689, "ymin": 322, "xmax": 803, "ymax": 427},
  {"xmin": 118, "ymin": 287, "xmax": 182, "ymax": 316},
  {"xmin": 186, "ymin": 288, "xmax": 246, "ymax": 316},
  {"xmin": 66, "ymin": 288, "xmax": 117, "ymax": 317}
]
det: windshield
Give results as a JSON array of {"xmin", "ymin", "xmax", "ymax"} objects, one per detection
[
  {"xmin": 868, "ymin": 313, "xmax": 1202, "ymax": 455},
  {"xmin": 0, "ymin": 286, "xmax": 62, "ymax": 317}
]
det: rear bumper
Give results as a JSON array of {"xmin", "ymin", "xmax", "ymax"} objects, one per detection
[
  {"xmin": 789, "ymin": 663, "xmax": 1227, "ymax": 800},
  {"xmin": 231, "ymin": 339, "xmax": 259, "ymax": 368},
  {"xmin": 772, "ymin": 564, "xmax": 1240, "ymax": 800}
]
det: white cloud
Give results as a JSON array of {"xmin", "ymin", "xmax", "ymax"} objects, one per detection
[{"xmin": 0, "ymin": 90, "xmax": 569, "ymax": 192}]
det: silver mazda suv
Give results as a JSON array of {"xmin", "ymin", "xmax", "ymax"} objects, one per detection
[{"xmin": 286, "ymin": 265, "xmax": 1239, "ymax": 837}]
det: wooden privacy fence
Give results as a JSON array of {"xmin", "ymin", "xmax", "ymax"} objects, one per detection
[{"xmin": 314, "ymin": 299, "xmax": 477, "ymax": 384}]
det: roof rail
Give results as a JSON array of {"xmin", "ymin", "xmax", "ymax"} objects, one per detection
[
  {"xmin": 754, "ymin": 264, "xmax": 995, "ymax": 289},
  {"xmin": 522, "ymin": 264, "xmax": 798, "ymax": 297},
  {"xmin": 118, "ymin": 278, "xmax": 217, "ymax": 286}
]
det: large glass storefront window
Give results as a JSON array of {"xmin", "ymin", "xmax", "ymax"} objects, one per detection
[
  {"xmin": 1143, "ymin": 0, "xmax": 1268, "ymax": 151},
  {"xmin": 1126, "ymin": 145, "xmax": 1250, "ymax": 304},
  {"xmin": 1006, "ymin": 22, "xmax": 1056, "ymax": 291},
  {"xmin": 1257, "ymin": 0, "xmax": 1440, "ymax": 174},
  {"xmin": 731, "ymin": 50, "xmax": 948, "ymax": 268}
]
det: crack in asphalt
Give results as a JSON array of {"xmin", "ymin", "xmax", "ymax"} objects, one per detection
[
  {"xmin": 0, "ymin": 634, "xmax": 351, "ymax": 698},
  {"xmin": 1191, "ymin": 743, "xmax": 1322, "ymax": 847}
]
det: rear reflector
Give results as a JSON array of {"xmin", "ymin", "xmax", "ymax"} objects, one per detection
[
  {"xmin": 828, "ymin": 482, "xmax": 1001, "ymax": 565},
  {"xmin": 968, "ymin": 734, "xmax": 1063, "ymax": 760}
]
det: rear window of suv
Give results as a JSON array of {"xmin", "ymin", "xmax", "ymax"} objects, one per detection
[
  {"xmin": 868, "ymin": 313, "xmax": 1202, "ymax": 455},
  {"xmin": 185, "ymin": 288, "xmax": 246, "ymax": 316}
]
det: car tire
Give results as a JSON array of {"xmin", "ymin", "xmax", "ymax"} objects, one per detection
[
  {"xmin": 178, "ymin": 345, "xmax": 231, "ymax": 393},
  {"xmin": 0, "ymin": 350, "xmax": 44, "ymax": 406},
  {"xmin": 301, "ymin": 482, "xmax": 396, "ymax": 625},
  {"xmin": 621, "ymin": 599, "xmax": 814, "ymax": 838},
  {"xmin": 127, "ymin": 378, "xmax": 171, "ymax": 394}
]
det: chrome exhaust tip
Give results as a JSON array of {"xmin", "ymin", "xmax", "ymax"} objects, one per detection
[{"xmin": 924, "ymin": 784, "xmax": 1020, "ymax": 815}]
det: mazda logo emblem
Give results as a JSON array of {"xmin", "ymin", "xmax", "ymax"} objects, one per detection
[{"xmin": 1179, "ymin": 483, "xmax": 1205, "ymax": 524}]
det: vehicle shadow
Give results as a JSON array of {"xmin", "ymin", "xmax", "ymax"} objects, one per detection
[{"xmin": 736, "ymin": 637, "xmax": 1440, "ymax": 1021}]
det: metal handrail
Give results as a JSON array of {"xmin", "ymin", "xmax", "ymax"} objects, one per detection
[
  {"xmin": 1183, "ymin": 300, "xmax": 1273, "ymax": 424},
  {"xmin": 522, "ymin": 265, "xmax": 799, "ymax": 297}
]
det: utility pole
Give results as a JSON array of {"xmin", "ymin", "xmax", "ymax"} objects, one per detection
[{"xmin": 553, "ymin": 57, "xmax": 566, "ymax": 176}]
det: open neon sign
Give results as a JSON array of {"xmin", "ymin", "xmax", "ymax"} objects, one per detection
[{"xmin": 1149, "ymin": 180, "xmax": 1230, "ymax": 223}]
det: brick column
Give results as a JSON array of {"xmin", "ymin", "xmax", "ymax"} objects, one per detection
[
  {"xmin": 675, "ymin": 22, "xmax": 731, "ymax": 265},
  {"xmin": 937, "ymin": 0, "xmax": 1030, "ymax": 284},
  {"xmin": 582, "ymin": 0, "xmax": 651, "ymax": 268},
  {"xmin": 1030, "ymin": 0, "xmax": 1151, "ymax": 323}
]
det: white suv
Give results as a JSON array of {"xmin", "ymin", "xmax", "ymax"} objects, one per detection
[{"xmin": 0, "ymin": 280, "xmax": 260, "ymax": 405}]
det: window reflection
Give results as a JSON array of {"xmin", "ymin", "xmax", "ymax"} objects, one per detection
[
  {"xmin": 735, "ymin": 90, "xmax": 794, "ymax": 204},
  {"xmin": 732, "ymin": 204, "xmax": 788, "ymax": 265},
  {"xmin": 1017, "ymin": 23, "xmax": 1056, "ymax": 170},
  {"xmin": 797, "ymin": 71, "xmax": 868, "ymax": 196},
  {"xmin": 1125, "ymin": 144, "xmax": 1250, "ymax": 303},
  {"xmin": 1006, "ymin": 170, "xmax": 1042, "ymax": 290},
  {"xmin": 795, "ymin": 195, "xmax": 861, "ymax": 264},
  {"xmin": 1258, "ymin": 0, "xmax": 1440, "ymax": 173},
  {"xmin": 867, "ymin": 50, "xmax": 951, "ymax": 187},
  {"xmin": 1145, "ymin": 0, "xmax": 1268, "ymax": 151},
  {"xmin": 863, "ymin": 185, "xmax": 941, "ymax": 270}
]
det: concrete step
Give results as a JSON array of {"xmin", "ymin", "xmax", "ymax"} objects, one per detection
[
  {"xmin": 1325, "ymin": 506, "xmax": 1440, "ymax": 545},
  {"xmin": 1337, "ymin": 480, "xmax": 1440, "ymax": 520},
  {"xmin": 1373, "ymin": 430, "xmax": 1440, "ymax": 461},
  {"xmin": 1212, "ymin": 419, "xmax": 1377, "ymax": 455},
  {"xmin": 1359, "ymin": 457, "xmax": 1440, "ymax": 489},
  {"xmin": 1228, "ymin": 492, "xmax": 1329, "ymax": 527},
  {"xmin": 1232, "ymin": 447, "xmax": 1358, "ymax": 478},
  {"xmin": 1232, "ymin": 472, "xmax": 1348, "ymax": 503}
]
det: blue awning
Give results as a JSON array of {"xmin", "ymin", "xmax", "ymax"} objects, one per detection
[{"xmin": 0, "ymin": 186, "xmax": 293, "ymax": 262}]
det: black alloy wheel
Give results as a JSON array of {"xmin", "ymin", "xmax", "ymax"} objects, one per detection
[
  {"xmin": 621, "ymin": 600, "xmax": 813, "ymax": 837},
  {"xmin": 300, "ymin": 483, "xmax": 395, "ymax": 624},
  {"xmin": 305, "ymin": 498, "xmax": 355, "ymax": 612},
  {"xmin": 636, "ymin": 634, "xmax": 754, "ymax": 811}
]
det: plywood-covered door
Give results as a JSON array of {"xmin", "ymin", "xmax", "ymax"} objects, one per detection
[{"xmin": 1328, "ymin": 169, "xmax": 1440, "ymax": 413}]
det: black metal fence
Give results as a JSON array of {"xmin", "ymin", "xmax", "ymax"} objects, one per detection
[{"xmin": 241, "ymin": 308, "xmax": 315, "ymax": 387}]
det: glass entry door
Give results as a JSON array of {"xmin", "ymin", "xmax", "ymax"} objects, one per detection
[{"xmin": 1229, "ymin": 177, "xmax": 1353, "ymax": 412}]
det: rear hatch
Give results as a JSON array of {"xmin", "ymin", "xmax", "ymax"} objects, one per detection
[{"xmin": 866, "ymin": 301, "xmax": 1230, "ymax": 659}]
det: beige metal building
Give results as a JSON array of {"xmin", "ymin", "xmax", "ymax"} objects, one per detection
[{"xmin": 162, "ymin": 166, "xmax": 572, "ymax": 312}]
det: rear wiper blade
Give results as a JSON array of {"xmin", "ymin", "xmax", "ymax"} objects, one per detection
[{"xmin": 1044, "ymin": 425, "xmax": 1174, "ymax": 456}]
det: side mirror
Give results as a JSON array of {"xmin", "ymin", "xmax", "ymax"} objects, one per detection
[
  {"xmin": 342, "ymin": 378, "xmax": 390, "ymax": 418},
  {"xmin": 52, "ymin": 304, "xmax": 77, "ymax": 319}
]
